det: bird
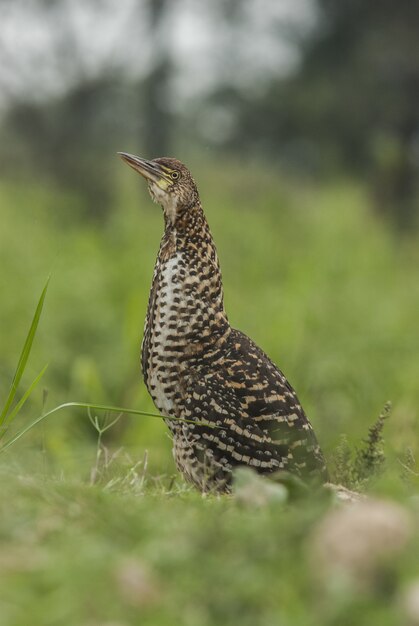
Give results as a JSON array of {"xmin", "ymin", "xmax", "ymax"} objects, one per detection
[{"xmin": 118, "ymin": 152, "xmax": 328, "ymax": 492}]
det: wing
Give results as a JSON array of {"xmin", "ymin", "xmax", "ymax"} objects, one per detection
[{"xmin": 183, "ymin": 328, "xmax": 328, "ymax": 481}]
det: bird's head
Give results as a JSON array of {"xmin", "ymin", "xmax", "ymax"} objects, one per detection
[{"xmin": 118, "ymin": 152, "xmax": 199, "ymax": 226}]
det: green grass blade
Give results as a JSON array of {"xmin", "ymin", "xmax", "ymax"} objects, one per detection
[
  {"xmin": 0, "ymin": 401, "xmax": 217, "ymax": 453},
  {"xmin": 0, "ymin": 364, "xmax": 49, "ymax": 437},
  {"xmin": 0, "ymin": 278, "xmax": 49, "ymax": 427}
]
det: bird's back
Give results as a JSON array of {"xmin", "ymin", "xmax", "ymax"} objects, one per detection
[{"xmin": 175, "ymin": 327, "xmax": 328, "ymax": 489}]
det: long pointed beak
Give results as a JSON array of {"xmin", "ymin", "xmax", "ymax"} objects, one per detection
[{"xmin": 117, "ymin": 152, "xmax": 165, "ymax": 183}]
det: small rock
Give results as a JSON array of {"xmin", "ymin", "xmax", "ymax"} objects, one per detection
[
  {"xmin": 233, "ymin": 467, "xmax": 288, "ymax": 507},
  {"xmin": 402, "ymin": 580, "xmax": 419, "ymax": 626},
  {"xmin": 114, "ymin": 558, "xmax": 159, "ymax": 607},
  {"xmin": 324, "ymin": 482, "xmax": 366, "ymax": 504},
  {"xmin": 309, "ymin": 499, "xmax": 413, "ymax": 590}
]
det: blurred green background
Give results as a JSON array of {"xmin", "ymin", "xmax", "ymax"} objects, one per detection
[
  {"xmin": 1, "ymin": 0, "xmax": 419, "ymax": 472},
  {"xmin": 1, "ymin": 3, "xmax": 419, "ymax": 625}
]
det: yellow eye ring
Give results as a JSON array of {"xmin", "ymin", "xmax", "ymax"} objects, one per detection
[{"xmin": 171, "ymin": 171, "xmax": 179, "ymax": 180}]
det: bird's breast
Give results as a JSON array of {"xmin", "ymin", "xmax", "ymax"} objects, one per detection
[
  {"xmin": 141, "ymin": 245, "xmax": 228, "ymax": 418},
  {"xmin": 143, "ymin": 252, "xmax": 187, "ymax": 416}
]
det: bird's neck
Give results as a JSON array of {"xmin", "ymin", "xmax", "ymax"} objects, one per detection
[
  {"xmin": 147, "ymin": 203, "xmax": 230, "ymax": 354},
  {"xmin": 165, "ymin": 202, "xmax": 228, "ymax": 321}
]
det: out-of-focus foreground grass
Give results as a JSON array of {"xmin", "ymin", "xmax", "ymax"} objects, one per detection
[{"xmin": 0, "ymin": 161, "xmax": 418, "ymax": 625}]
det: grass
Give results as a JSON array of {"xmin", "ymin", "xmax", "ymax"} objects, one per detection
[
  {"xmin": 0, "ymin": 456, "xmax": 418, "ymax": 626},
  {"xmin": 0, "ymin": 160, "xmax": 419, "ymax": 624},
  {"xmin": 0, "ymin": 278, "xmax": 49, "ymax": 442}
]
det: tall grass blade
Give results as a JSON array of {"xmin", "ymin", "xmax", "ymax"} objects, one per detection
[
  {"xmin": 0, "ymin": 401, "xmax": 217, "ymax": 453},
  {"xmin": 0, "ymin": 364, "xmax": 49, "ymax": 436},
  {"xmin": 0, "ymin": 278, "xmax": 49, "ymax": 427}
]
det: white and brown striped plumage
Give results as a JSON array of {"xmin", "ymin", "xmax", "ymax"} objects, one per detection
[{"xmin": 119, "ymin": 153, "xmax": 328, "ymax": 492}]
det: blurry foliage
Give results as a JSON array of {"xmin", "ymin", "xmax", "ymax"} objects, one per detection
[
  {"xmin": 1, "ymin": 76, "xmax": 135, "ymax": 217},
  {"xmin": 227, "ymin": 0, "xmax": 419, "ymax": 229},
  {"xmin": 0, "ymin": 0, "xmax": 175, "ymax": 218},
  {"xmin": 142, "ymin": 0, "xmax": 173, "ymax": 157},
  {"xmin": 1, "ymin": 0, "xmax": 419, "ymax": 227}
]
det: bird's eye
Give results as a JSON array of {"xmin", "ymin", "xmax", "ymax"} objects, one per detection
[{"xmin": 171, "ymin": 171, "xmax": 180, "ymax": 180}]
